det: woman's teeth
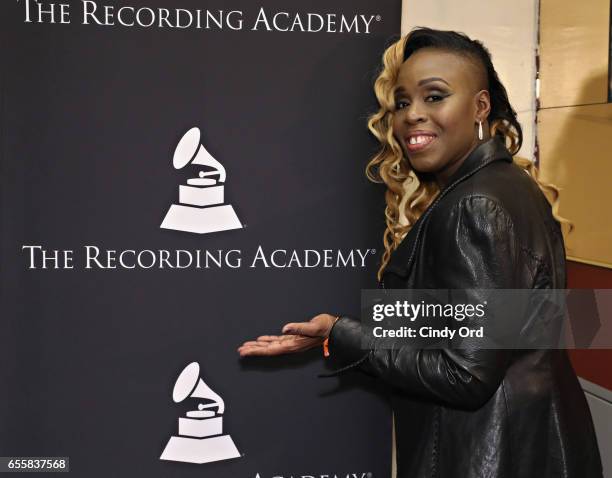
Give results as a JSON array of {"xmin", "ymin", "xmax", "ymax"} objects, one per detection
[{"xmin": 409, "ymin": 135, "xmax": 435, "ymax": 145}]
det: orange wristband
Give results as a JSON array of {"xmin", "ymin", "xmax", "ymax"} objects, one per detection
[
  {"xmin": 323, "ymin": 337, "xmax": 330, "ymax": 357},
  {"xmin": 323, "ymin": 315, "xmax": 341, "ymax": 357}
]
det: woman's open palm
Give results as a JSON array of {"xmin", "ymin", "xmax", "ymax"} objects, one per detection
[{"xmin": 237, "ymin": 313, "xmax": 336, "ymax": 357}]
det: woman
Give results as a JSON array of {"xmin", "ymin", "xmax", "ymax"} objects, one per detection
[{"xmin": 238, "ymin": 27, "xmax": 603, "ymax": 478}]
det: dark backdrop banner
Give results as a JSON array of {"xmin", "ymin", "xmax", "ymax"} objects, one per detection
[{"xmin": 0, "ymin": 1, "xmax": 399, "ymax": 477}]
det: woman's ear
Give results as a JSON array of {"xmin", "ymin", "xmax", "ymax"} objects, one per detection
[{"xmin": 475, "ymin": 89, "xmax": 491, "ymax": 122}]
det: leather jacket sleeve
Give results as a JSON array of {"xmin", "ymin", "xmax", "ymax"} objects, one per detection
[{"xmin": 328, "ymin": 196, "xmax": 532, "ymax": 410}]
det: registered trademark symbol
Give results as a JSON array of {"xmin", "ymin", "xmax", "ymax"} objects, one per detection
[
  {"xmin": 243, "ymin": 224, "xmax": 247, "ymax": 228},
  {"xmin": 375, "ymin": 15, "xmax": 381, "ymax": 21},
  {"xmin": 371, "ymin": 249, "xmax": 376, "ymax": 254},
  {"xmin": 366, "ymin": 473, "xmax": 373, "ymax": 478}
]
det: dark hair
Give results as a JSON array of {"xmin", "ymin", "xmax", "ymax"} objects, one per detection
[{"xmin": 403, "ymin": 27, "xmax": 523, "ymax": 154}]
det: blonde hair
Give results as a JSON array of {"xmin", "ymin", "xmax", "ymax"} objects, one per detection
[{"xmin": 365, "ymin": 30, "xmax": 573, "ymax": 282}]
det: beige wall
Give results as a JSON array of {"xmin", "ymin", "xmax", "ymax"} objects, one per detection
[
  {"xmin": 539, "ymin": 0, "xmax": 609, "ymax": 108},
  {"xmin": 538, "ymin": 104, "xmax": 612, "ymax": 267},
  {"xmin": 538, "ymin": 0, "xmax": 612, "ymax": 268}
]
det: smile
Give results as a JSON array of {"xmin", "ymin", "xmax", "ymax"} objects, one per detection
[{"xmin": 405, "ymin": 134, "xmax": 437, "ymax": 153}]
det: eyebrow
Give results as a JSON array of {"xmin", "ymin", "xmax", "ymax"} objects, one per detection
[
  {"xmin": 394, "ymin": 77, "xmax": 451, "ymax": 95},
  {"xmin": 418, "ymin": 77, "xmax": 450, "ymax": 86}
]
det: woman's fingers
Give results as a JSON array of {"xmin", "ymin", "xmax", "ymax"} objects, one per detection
[
  {"xmin": 238, "ymin": 345, "xmax": 274, "ymax": 357},
  {"xmin": 240, "ymin": 340, "xmax": 266, "ymax": 347},
  {"xmin": 237, "ymin": 336, "xmax": 297, "ymax": 353},
  {"xmin": 240, "ymin": 335, "xmax": 296, "ymax": 347},
  {"xmin": 238, "ymin": 335, "xmax": 321, "ymax": 356},
  {"xmin": 254, "ymin": 335, "xmax": 281, "ymax": 342},
  {"xmin": 256, "ymin": 334, "xmax": 296, "ymax": 342},
  {"xmin": 238, "ymin": 342, "xmax": 292, "ymax": 356}
]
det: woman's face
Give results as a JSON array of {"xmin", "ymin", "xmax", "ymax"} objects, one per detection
[{"xmin": 392, "ymin": 47, "xmax": 490, "ymax": 186}]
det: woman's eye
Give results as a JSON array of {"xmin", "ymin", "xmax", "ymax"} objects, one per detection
[
  {"xmin": 425, "ymin": 95, "xmax": 444, "ymax": 102},
  {"xmin": 395, "ymin": 101, "xmax": 409, "ymax": 110}
]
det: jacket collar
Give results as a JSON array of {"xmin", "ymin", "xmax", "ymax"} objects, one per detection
[{"xmin": 441, "ymin": 136, "xmax": 513, "ymax": 191}]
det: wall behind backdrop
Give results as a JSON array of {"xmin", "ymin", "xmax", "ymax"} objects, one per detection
[{"xmin": 0, "ymin": 1, "xmax": 401, "ymax": 477}]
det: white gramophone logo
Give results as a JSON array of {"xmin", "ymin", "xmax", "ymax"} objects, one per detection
[
  {"xmin": 160, "ymin": 362, "xmax": 241, "ymax": 464},
  {"xmin": 160, "ymin": 127, "xmax": 242, "ymax": 234}
]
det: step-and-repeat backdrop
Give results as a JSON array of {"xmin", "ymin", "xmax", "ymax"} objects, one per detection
[{"xmin": 0, "ymin": 1, "xmax": 399, "ymax": 477}]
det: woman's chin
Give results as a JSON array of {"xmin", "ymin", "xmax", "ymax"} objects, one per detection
[{"xmin": 406, "ymin": 157, "xmax": 439, "ymax": 175}]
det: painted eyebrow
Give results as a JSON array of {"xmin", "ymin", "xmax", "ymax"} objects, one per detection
[
  {"xmin": 418, "ymin": 77, "xmax": 450, "ymax": 87},
  {"xmin": 394, "ymin": 77, "xmax": 451, "ymax": 96}
]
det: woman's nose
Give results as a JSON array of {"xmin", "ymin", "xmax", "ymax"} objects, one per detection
[{"xmin": 404, "ymin": 103, "xmax": 427, "ymax": 123}]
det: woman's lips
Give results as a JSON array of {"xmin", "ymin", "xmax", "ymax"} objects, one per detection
[{"xmin": 405, "ymin": 135, "xmax": 437, "ymax": 153}]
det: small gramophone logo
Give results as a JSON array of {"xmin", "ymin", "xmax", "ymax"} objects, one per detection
[
  {"xmin": 160, "ymin": 127, "xmax": 242, "ymax": 234},
  {"xmin": 160, "ymin": 362, "xmax": 241, "ymax": 464}
]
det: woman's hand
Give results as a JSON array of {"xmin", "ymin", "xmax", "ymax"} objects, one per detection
[{"xmin": 237, "ymin": 313, "xmax": 338, "ymax": 357}]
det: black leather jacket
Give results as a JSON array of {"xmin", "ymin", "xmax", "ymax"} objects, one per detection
[{"xmin": 326, "ymin": 137, "xmax": 603, "ymax": 478}]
